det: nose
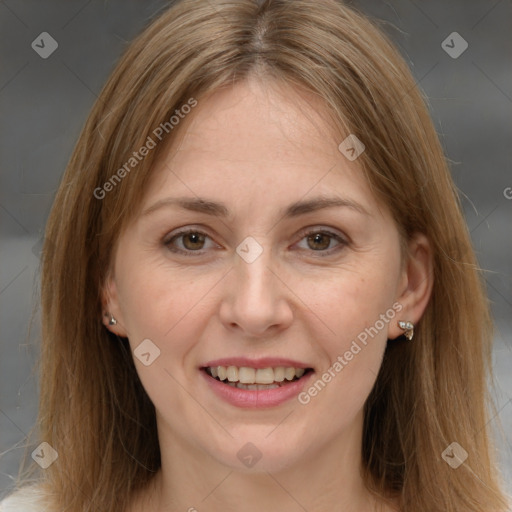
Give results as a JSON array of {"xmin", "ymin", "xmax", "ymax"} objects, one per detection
[{"xmin": 219, "ymin": 244, "xmax": 294, "ymax": 338}]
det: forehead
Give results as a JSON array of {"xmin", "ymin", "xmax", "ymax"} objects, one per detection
[
  {"xmin": 142, "ymin": 78, "xmax": 383, "ymax": 221},
  {"xmin": 170, "ymin": 78, "xmax": 339, "ymax": 161}
]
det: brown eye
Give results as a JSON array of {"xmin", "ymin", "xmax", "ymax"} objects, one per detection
[
  {"xmin": 164, "ymin": 229, "xmax": 215, "ymax": 256},
  {"xmin": 306, "ymin": 233, "xmax": 332, "ymax": 251},
  {"xmin": 181, "ymin": 232, "xmax": 206, "ymax": 250},
  {"xmin": 295, "ymin": 229, "xmax": 348, "ymax": 256},
  {"xmin": 164, "ymin": 227, "xmax": 347, "ymax": 258}
]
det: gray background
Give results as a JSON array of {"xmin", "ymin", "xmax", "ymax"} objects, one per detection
[{"xmin": 1, "ymin": 0, "xmax": 511, "ymax": 501}]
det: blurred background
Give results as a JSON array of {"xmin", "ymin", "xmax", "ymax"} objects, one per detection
[{"xmin": 1, "ymin": 0, "xmax": 511, "ymax": 501}]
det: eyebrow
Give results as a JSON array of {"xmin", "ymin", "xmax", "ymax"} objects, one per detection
[{"xmin": 142, "ymin": 195, "xmax": 370, "ymax": 219}]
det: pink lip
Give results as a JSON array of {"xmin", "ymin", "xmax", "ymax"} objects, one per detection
[
  {"xmin": 201, "ymin": 357, "xmax": 312, "ymax": 369},
  {"xmin": 200, "ymin": 368, "xmax": 315, "ymax": 409}
]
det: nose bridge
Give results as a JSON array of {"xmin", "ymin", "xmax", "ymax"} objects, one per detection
[{"xmin": 235, "ymin": 237, "xmax": 276, "ymax": 302}]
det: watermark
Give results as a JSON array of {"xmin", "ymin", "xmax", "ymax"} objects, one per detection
[
  {"xmin": 441, "ymin": 442, "xmax": 468, "ymax": 469},
  {"xmin": 133, "ymin": 338, "xmax": 161, "ymax": 366},
  {"xmin": 441, "ymin": 32, "xmax": 468, "ymax": 59},
  {"xmin": 93, "ymin": 98, "xmax": 198, "ymax": 200},
  {"xmin": 236, "ymin": 236, "xmax": 264, "ymax": 264},
  {"xmin": 31, "ymin": 441, "xmax": 58, "ymax": 469},
  {"xmin": 338, "ymin": 134, "xmax": 365, "ymax": 161},
  {"xmin": 298, "ymin": 301, "xmax": 403, "ymax": 405},
  {"xmin": 237, "ymin": 442, "xmax": 263, "ymax": 468},
  {"xmin": 31, "ymin": 32, "xmax": 58, "ymax": 59},
  {"xmin": 152, "ymin": 97, "xmax": 198, "ymax": 141}
]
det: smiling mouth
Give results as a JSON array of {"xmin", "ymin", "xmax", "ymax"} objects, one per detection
[{"xmin": 202, "ymin": 365, "xmax": 314, "ymax": 390}]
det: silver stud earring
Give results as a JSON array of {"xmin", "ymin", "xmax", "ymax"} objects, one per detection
[
  {"xmin": 398, "ymin": 320, "xmax": 414, "ymax": 340},
  {"xmin": 105, "ymin": 312, "xmax": 117, "ymax": 326}
]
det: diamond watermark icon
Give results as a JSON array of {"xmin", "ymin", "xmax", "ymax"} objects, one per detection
[
  {"xmin": 441, "ymin": 32, "xmax": 468, "ymax": 59},
  {"xmin": 338, "ymin": 134, "xmax": 365, "ymax": 161},
  {"xmin": 236, "ymin": 236, "xmax": 263, "ymax": 264},
  {"xmin": 31, "ymin": 442, "xmax": 58, "ymax": 469},
  {"xmin": 31, "ymin": 32, "xmax": 58, "ymax": 59},
  {"xmin": 237, "ymin": 442, "xmax": 262, "ymax": 468},
  {"xmin": 441, "ymin": 442, "xmax": 468, "ymax": 468},
  {"xmin": 133, "ymin": 338, "xmax": 161, "ymax": 366}
]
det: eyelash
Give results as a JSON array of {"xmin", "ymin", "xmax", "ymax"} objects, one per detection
[{"xmin": 163, "ymin": 227, "xmax": 348, "ymax": 258}]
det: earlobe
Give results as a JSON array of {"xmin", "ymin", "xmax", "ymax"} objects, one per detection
[
  {"xmin": 103, "ymin": 312, "xmax": 118, "ymax": 326},
  {"xmin": 389, "ymin": 233, "xmax": 434, "ymax": 340}
]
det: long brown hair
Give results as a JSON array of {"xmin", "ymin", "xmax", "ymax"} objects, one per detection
[{"xmin": 16, "ymin": 0, "xmax": 510, "ymax": 510}]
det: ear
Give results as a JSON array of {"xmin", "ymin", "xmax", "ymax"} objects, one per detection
[
  {"xmin": 388, "ymin": 232, "xmax": 434, "ymax": 340},
  {"xmin": 100, "ymin": 270, "xmax": 128, "ymax": 337}
]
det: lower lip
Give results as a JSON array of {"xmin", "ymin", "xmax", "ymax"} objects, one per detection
[{"xmin": 200, "ymin": 369, "xmax": 314, "ymax": 408}]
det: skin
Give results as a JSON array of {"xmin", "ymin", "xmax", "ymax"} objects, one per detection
[{"xmin": 103, "ymin": 75, "xmax": 433, "ymax": 512}]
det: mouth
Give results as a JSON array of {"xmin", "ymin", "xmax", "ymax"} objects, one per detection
[{"xmin": 201, "ymin": 365, "xmax": 314, "ymax": 390}]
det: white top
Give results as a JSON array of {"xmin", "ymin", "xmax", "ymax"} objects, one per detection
[{"xmin": 0, "ymin": 486, "xmax": 47, "ymax": 511}]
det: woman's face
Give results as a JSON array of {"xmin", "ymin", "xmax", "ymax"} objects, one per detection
[{"xmin": 105, "ymin": 77, "xmax": 413, "ymax": 473}]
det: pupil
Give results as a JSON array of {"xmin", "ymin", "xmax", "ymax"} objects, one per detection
[
  {"xmin": 184, "ymin": 233, "xmax": 204, "ymax": 249},
  {"xmin": 309, "ymin": 233, "xmax": 329, "ymax": 250}
]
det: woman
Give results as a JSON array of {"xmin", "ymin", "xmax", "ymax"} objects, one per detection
[{"xmin": 1, "ymin": 0, "xmax": 509, "ymax": 510}]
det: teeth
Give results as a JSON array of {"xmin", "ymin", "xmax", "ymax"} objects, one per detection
[
  {"xmin": 284, "ymin": 367, "xmax": 295, "ymax": 380},
  {"xmin": 206, "ymin": 365, "xmax": 309, "ymax": 385},
  {"xmin": 237, "ymin": 382, "xmax": 279, "ymax": 390},
  {"xmin": 255, "ymin": 368, "xmax": 275, "ymax": 384},
  {"xmin": 226, "ymin": 366, "xmax": 238, "ymax": 382},
  {"xmin": 274, "ymin": 367, "xmax": 285, "ymax": 382},
  {"xmin": 217, "ymin": 366, "xmax": 227, "ymax": 380},
  {"xmin": 238, "ymin": 367, "xmax": 256, "ymax": 384}
]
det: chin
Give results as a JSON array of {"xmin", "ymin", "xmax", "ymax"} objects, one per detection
[{"xmin": 209, "ymin": 431, "xmax": 311, "ymax": 474}]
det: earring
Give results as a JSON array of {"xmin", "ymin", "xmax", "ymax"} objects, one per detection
[
  {"xmin": 104, "ymin": 312, "xmax": 117, "ymax": 326},
  {"xmin": 398, "ymin": 320, "xmax": 414, "ymax": 340}
]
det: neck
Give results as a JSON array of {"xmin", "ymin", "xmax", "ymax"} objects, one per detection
[{"xmin": 129, "ymin": 410, "xmax": 397, "ymax": 512}]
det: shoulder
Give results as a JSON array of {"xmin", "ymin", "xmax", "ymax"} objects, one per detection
[{"xmin": 0, "ymin": 485, "xmax": 50, "ymax": 512}]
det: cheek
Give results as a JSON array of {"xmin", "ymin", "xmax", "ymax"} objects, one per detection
[
  {"xmin": 113, "ymin": 265, "xmax": 218, "ymax": 412},
  {"xmin": 308, "ymin": 260, "xmax": 400, "ymax": 346},
  {"xmin": 114, "ymin": 259, "xmax": 229, "ymax": 381},
  {"xmin": 299, "ymin": 260, "xmax": 400, "ymax": 412}
]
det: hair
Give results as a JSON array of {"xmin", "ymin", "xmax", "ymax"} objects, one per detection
[{"xmin": 13, "ymin": 0, "xmax": 509, "ymax": 510}]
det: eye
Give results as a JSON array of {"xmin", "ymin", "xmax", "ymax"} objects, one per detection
[
  {"xmin": 294, "ymin": 229, "xmax": 348, "ymax": 256},
  {"xmin": 164, "ymin": 227, "xmax": 348, "ymax": 257},
  {"xmin": 164, "ymin": 229, "xmax": 217, "ymax": 256}
]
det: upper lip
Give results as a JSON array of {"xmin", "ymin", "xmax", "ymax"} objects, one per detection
[{"xmin": 201, "ymin": 357, "xmax": 313, "ymax": 370}]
